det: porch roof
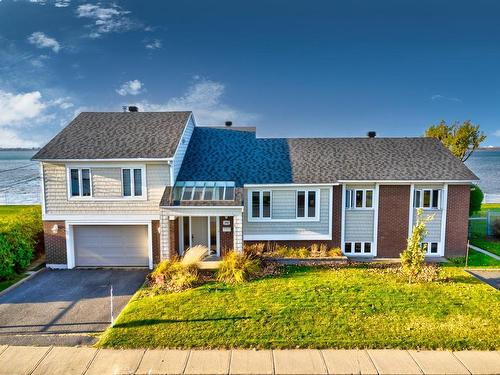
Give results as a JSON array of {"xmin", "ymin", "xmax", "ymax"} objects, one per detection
[{"xmin": 160, "ymin": 186, "xmax": 244, "ymax": 207}]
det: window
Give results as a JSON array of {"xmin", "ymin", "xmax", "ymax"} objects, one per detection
[
  {"xmin": 297, "ymin": 190, "xmax": 317, "ymax": 218},
  {"xmin": 174, "ymin": 181, "xmax": 235, "ymax": 201},
  {"xmin": 344, "ymin": 241, "xmax": 373, "ymax": 255},
  {"xmin": 421, "ymin": 242, "xmax": 439, "ymax": 255},
  {"xmin": 69, "ymin": 168, "xmax": 91, "ymax": 197},
  {"xmin": 346, "ymin": 189, "xmax": 374, "ymax": 209},
  {"xmin": 414, "ymin": 189, "xmax": 441, "ymax": 209},
  {"xmin": 250, "ymin": 191, "xmax": 271, "ymax": 219},
  {"xmin": 122, "ymin": 168, "xmax": 144, "ymax": 197}
]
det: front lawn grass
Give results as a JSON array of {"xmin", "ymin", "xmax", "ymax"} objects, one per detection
[
  {"xmin": 448, "ymin": 249, "xmax": 500, "ymax": 267},
  {"xmin": 468, "ymin": 203, "xmax": 500, "ymax": 257},
  {"xmin": 98, "ymin": 265, "xmax": 500, "ymax": 350}
]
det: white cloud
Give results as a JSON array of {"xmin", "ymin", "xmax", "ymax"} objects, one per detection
[
  {"xmin": 493, "ymin": 130, "xmax": 500, "ymax": 137},
  {"xmin": 140, "ymin": 78, "xmax": 257, "ymax": 125},
  {"xmin": 0, "ymin": 90, "xmax": 75, "ymax": 147},
  {"xmin": 145, "ymin": 39, "xmax": 162, "ymax": 50},
  {"xmin": 28, "ymin": 32, "xmax": 61, "ymax": 53},
  {"xmin": 430, "ymin": 94, "xmax": 462, "ymax": 103},
  {"xmin": 116, "ymin": 80, "xmax": 144, "ymax": 96},
  {"xmin": 54, "ymin": 0, "xmax": 70, "ymax": 7},
  {"xmin": 0, "ymin": 90, "xmax": 46, "ymax": 126},
  {"xmin": 76, "ymin": 3, "xmax": 138, "ymax": 38}
]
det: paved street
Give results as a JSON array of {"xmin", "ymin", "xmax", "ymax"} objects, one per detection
[
  {"xmin": 0, "ymin": 269, "xmax": 147, "ymax": 346},
  {"xmin": 467, "ymin": 270, "xmax": 500, "ymax": 290},
  {"xmin": 0, "ymin": 346, "xmax": 499, "ymax": 375}
]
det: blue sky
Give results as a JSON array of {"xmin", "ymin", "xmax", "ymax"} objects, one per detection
[{"xmin": 0, "ymin": 0, "xmax": 499, "ymax": 147}]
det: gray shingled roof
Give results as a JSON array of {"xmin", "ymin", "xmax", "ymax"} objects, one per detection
[
  {"xmin": 32, "ymin": 111, "xmax": 191, "ymax": 160},
  {"xmin": 177, "ymin": 127, "xmax": 478, "ymax": 185}
]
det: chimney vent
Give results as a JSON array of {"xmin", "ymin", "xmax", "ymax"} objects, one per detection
[
  {"xmin": 367, "ymin": 131, "xmax": 376, "ymax": 138},
  {"xmin": 128, "ymin": 106, "xmax": 139, "ymax": 112},
  {"xmin": 225, "ymin": 121, "xmax": 232, "ymax": 127}
]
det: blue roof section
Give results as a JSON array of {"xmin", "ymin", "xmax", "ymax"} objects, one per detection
[{"xmin": 177, "ymin": 127, "xmax": 293, "ymax": 186}]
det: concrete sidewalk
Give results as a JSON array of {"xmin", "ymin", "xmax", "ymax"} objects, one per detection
[{"xmin": 0, "ymin": 346, "xmax": 499, "ymax": 375}]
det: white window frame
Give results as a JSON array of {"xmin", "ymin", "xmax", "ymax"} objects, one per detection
[
  {"xmin": 296, "ymin": 189, "xmax": 320, "ymax": 220},
  {"xmin": 420, "ymin": 241, "xmax": 441, "ymax": 256},
  {"xmin": 248, "ymin": 190, "xmax": 272, "ymax": 221},
  {"xmin": 345, "ymin": 189, "xmax": 374, "ymax": 209},
  {"xmin": 414, "ymin": 189, "xmax": 441, "ymax": 209},
  {"xmin": 343, "ymin": 241, "xmax": 373, "ymax": 256},
  {"xmin": 121, "ymin": 167, "xmax": 146, "ymax": 199},
  {"xmin": 67, "ymin": 167, "xmax": 92, "ymax": 199}
]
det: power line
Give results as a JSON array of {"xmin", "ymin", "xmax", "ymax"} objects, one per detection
[
  {"xmin": 0, "ymin": 164, "xmax": 34, "ymax": 173},
  {"xmin": 0, "ymin": 176, "xmax": 40, "ymax": 192}
]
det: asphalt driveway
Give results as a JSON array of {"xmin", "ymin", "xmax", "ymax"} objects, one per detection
[{"xmin": 0, "ymin": 269, "xmax": 148, "ymax": 346}]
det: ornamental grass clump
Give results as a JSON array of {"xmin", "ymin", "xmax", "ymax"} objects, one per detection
[
  {"xmin": 148, "ymin": 259, "xmax": 199, "ymax": 292},
  {"xmin": 216, "ymin": 251, "xmax": 261, "ymax": 284},
  {"xmin": 400, "ymin": 208, "xmax": 436, "ymax": 283}
]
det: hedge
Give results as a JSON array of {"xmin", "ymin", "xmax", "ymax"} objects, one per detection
[{"xmin": 0, "ymin": 206, "xmax": 42, "ymax": 279}]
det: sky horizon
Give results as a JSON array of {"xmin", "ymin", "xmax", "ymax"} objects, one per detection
[{"xmin": 0, "ymin": 0, "xmax": 499, "ymax": 147}]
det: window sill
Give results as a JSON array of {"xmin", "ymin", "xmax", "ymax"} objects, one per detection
[{"xmin": 247, "ymin": 217, "xmax": 321, "ymax": 223}]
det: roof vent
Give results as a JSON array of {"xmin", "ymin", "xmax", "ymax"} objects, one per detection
[
  {"xmin": 367, "ymin": 131, "xmax": 376, "ymax": 138},
  {"xmin": 128, "ymin": 106, "xmax": 139, "ymax": 112},
  {"xmin": 225, "ymin": 121, "xmax": 232, "ymax": 127}
]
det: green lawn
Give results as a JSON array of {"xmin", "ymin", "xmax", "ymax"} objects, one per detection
[
  {"xmin": 448, "ymin": 249, "xmax": 500, "ymax": 267},
  {"xmin": 98, "ymin": 265, "xmax": 500, "ymax": 350},
  {"xmin": 468, "ymin": 203, "xmax": 500, "ymax": 257}
]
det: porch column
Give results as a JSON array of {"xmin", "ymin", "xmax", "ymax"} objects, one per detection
[
  {"xmin": 233, "ymin": 212, "xmax": 243, "ymax": 253},
  {"xmin": 160, "ymin": 209, "xmax": 171, "ymax": 260}
]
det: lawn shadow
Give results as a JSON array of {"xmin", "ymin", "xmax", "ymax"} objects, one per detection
[{"xmin": 113, "ymin": 316, "xmax": 251, "ymax": 328}]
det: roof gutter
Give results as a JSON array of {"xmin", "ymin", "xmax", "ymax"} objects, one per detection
[
  {"xmin": 33, "ymin": 158, "xmax": 173, "ymax": 162},
  {"xmin": 337, "ymin": 179, "xmax": 479, "ymax": 184}
]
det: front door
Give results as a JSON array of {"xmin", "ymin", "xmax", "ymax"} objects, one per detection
[{"xmin": 191, "ymin": 217, "xmax": 209, "ymax": 247}]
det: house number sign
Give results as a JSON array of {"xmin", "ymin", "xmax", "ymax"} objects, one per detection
[
  {"xmin": 222, "ymin": 220, "xmax": 231, "ymax": 226},
  {"xmin": 222, "ymin": 227, "xmax": 231, "ymax": 232}
]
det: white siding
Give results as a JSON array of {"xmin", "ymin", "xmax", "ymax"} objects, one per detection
[
  {"xmin": 414, "ymin": 209, "xmax": 443, "ymax": 242},
  {"xmin": 345, "ymin": 210, "xmax": 375, "ymax": 242},
  {"xmin": 172, "ymin": 116, "xmax": 195, "ymax": 184},
  {"xmin": 43, "ymin": 162, "xmax": 170, "ymax": 215},
  {"xmin": 243, "ymin": 187, "xmax": 331, "ymax": 239}
]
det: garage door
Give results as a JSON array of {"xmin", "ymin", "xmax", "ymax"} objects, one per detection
[{"xmin": 74, "ymin": 225, "xmax": 149, "ymax": 267}]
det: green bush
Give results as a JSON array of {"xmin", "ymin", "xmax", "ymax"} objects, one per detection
[
  {"xmin": 0, "ymin": 206, "xmax": 41, "ymax": 279},
  {"xmin": 217, "ymin": 251, "xmax": 261, "ymax": 284},
  {"xmin": 148, "ymin": 259, "xmax": 199, "ymax": 292},
  {"xmin": 469, "ymin": 184, "xmax": 484, "ymax": 215},
  {"xmin": 492, "ymin": 218, "xmax": 500, "ymax": 239}
]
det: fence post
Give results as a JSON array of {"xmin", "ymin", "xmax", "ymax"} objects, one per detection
[
  {"xmin": 465, "ymin": 240, "xmax": 469, "ymax": 268},
  {"xmin": 487, "ymin": 210, "xmax": 491, "ymax": 236}
]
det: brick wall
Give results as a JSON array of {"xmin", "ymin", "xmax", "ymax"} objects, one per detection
[
  {"xmin": 445, "ymin": 185, "xmax": 470, "ymax": 257},
  {"xmin": 43, "ymin": 221, "xmax": 67, "ymax": 265},
  {"xmin": 377, "ymin": 185, "xmax": 410, "ymax": 257},
  {"xmin": 152, "ymin": 220, "xmax": 161, "ymax": 264},
  {"xmin": 219, "ymin": 216, "xmax": 234, "ymax": 256},
  {"xmin": 168, "ymin": 218, "xmax": 179, "ymax": 259}
]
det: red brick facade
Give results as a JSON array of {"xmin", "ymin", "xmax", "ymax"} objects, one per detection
[
  {"xmin": 219, "ymin": 216, "xmax": 234, "ymax": 256},
  {"xmin": 168, "ymin": 218, "xmax": 179, "ymax": 259},
  {"xmin": 42, "ymin": 220, "xmax": 67, "ymax": 265},
  {"xmin": 377, "ymin": 185, "xmax": 410, "ymax": 257},
  {"xmin": 445, "ymin": 185, "xmax": 470, "ymax": 257}
]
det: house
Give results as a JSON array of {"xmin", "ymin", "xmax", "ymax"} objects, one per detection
[{"xmin": 33, "ymin": 110, "xmax": 478, "ymax": 269}]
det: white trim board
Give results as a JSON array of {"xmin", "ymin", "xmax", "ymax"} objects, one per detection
[
  {"xmin": 43, "ymin": 214, "xmax": 160, "ymax": 221},
  {"xmin": 338, "ymin": 179, "xmax": 477, "ymax": 184},
  {"xmin": 35, "ymin": 158, "xmax": 173, "ymax": 162},
  {"xmin": 244, "ymin": 183, "xmax": 338, "ymax": 188},
  {"xmin": 244, "ymin": 234, "xmax": 332, "ymax": 241}
]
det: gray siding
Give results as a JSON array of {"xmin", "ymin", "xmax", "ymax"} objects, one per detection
[
  {"xmin": 414, "ymin": 209, "xmax": 442, "ymax": 242},
  {"xmin": 243, "ymin": 188, "xmax": 331, "ymax": 238},
  {"xmin": 345, "ymin": 210, "xmax": 375, "ymax": 242},
  {"xmin": 172, "ymin": 116, "xmax": 194, "ymax": 184},
  {"xmin": 43, "ymin": 162, "xmax": 170, "ymax": 215}
]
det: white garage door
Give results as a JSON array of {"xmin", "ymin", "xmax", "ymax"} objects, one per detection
[{"xmin": 74, "ymin": 225, "xmax": 149, "ymax": 267}]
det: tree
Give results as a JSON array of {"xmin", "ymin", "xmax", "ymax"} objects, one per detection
[
  {"xmin": 425, "ymin": 120, "xmax": 486, "ymax": 162},
  {"xmin": 400, "ymin": 208, "xmax": 434, "ymax": 283},
  {"xmin": 469, "ymin": 184, "xmax": 484, "ymax": 215}
]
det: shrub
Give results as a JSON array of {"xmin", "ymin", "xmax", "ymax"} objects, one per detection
[
  {"xmin": 217, "ymin": 251, "xmax": 261, "ymax": 283},
  {"xmin": 244, "ymin": 242, "xmax": 265, "ymax": 257},
  {"xmin": 275, "ymin": 245, "xmax": 290, "ymax": 258},
  {"xmin": 469, "ymin": 184, "xmax": 484, "ymax": 215},
  {"xmin": 492, "ymin": 218, "xmax": 500, "ymax": 239},
  {"xmin": 148, "ymin": 259, "xmax": 199, "ymax": 292},
  {"xmin": 319, "ymin": 243, "xmax": 328, "ymax": 257},
  {"xmin": 328, "ymin": 247, "xmax": 342, "ymax": 257},
  {"xmin": 181, "ymin": 245, "xmax": 208, "ymax": 266},
  {"xmin": 400, "ymin": 208, "xmax": 434, "ymax": 283},
  {"xmin": 0, "ymin": 206, "xmax": 42, "ymax": 279},
  {"xmin": 296, "ymin": 247, "xmax": 309, "ymax": 258}
]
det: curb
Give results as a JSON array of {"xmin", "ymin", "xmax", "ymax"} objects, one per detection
[{"xmin": 0, "ymin": 268, "xmax": 45, "ymax": 298}]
